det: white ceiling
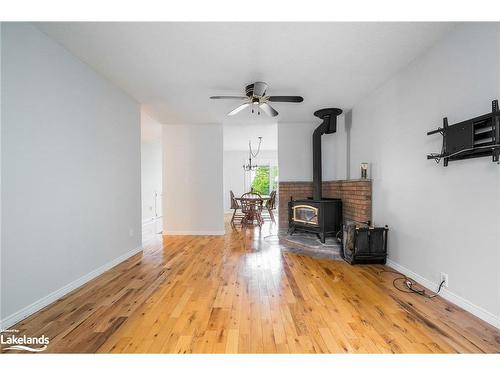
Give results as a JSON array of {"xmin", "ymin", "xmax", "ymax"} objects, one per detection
[{"xmin": 36, "ymin": 22, "xmax": 457, "ymax": 124}]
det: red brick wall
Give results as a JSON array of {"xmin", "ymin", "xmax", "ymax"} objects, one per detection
[{"xmin": 278, "ymin": 180, "xmax": 372, "ymax": 228}]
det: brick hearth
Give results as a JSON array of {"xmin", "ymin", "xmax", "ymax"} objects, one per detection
[{"xmin": 278, "ymin": 179, "xmax": 372, "ymax": 228}]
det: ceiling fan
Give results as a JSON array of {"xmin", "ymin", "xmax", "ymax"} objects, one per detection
[{"xmin": 210, "ymin": 81, "xmax": 303, "ymax": 117}]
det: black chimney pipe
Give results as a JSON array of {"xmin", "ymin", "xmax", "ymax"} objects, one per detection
[{"xmin": 312, "ymin": 108, "xmax": 343, "ymax": 200}]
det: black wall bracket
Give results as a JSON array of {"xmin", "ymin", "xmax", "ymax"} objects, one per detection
[{"xmin": 427, "ymin": 100, "xmax": 500, "ymax": 166}]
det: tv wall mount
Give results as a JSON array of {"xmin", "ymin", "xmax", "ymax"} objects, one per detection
[{"xmin": 427, "ymin": 100, "xmax": 500, "ymax": 166}]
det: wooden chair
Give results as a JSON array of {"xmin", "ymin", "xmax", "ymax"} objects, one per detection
[
  {"xmin": 230, "ymin": 190, "xmax": 244, "ymax": 226},
  {"xmin": 240, "ymin": 191, "xmax": 264, "ymax": 227},
  {"xmin": 263, "ymin": 190, "xmax": 277, "ymax": 223}
]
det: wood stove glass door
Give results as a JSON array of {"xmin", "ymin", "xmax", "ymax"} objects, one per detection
[{"xmin": 292, "ymin": 205, "xmax": 319, "ymax": 225}]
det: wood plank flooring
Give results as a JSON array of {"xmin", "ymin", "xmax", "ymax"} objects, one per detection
[{"xmin": 4, "ymin": 216, "xmax": 500, "ymax": 353}]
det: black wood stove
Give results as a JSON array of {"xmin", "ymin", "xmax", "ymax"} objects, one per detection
[{"xmin": 288, "ymin": 108, "xmax": 343, "ymax": 243}]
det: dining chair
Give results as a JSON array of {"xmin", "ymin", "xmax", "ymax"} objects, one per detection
[
  {"xmin": 264, "ymin": 190, "xmax": 277, "ymax": 223},
  {"xmin": 230, "ymin": 190, "xmax": 244, "ymax": 226},
  {"xmin": 242, "ymin": 191, "xmax": 263, "ymax": 200},
  {"xmin": 240, "ymin": 191, "xmax": 264, "ymax": 227}
]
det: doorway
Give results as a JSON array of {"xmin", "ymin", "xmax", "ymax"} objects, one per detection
[
  {"xmin": 223, "ymin": 120, "xmax": 279, "ymax": 227},
  {"xmin": 140, "ymin": 110, "xmax": 163, "ymax": 242}
]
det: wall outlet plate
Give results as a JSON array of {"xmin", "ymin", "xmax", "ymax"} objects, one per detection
[{"xmin": 440, "ymin": 272, "xmax": 449, "ymax": 287}]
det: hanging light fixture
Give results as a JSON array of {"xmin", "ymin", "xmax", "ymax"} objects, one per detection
[{"xmin": 243, "ymin": 136, "xmax": 263, "ymax": 171}]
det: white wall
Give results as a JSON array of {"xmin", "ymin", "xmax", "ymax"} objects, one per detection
[
  {"xmin": 223, "ymin": 121, "xmax": 278, "ymax": 151},
  {"xmin": 1, "ymin": 23, "xmax": 142, "ymax": 325},
  {"xmin": 347, "ymin": 23, "xmax": 500, "ymax": 324},
  {"xmin": 163, "ymin": 124, "xmax": 224, "ymax": 235},
  {"xmin": 141, "ymin": 112, "xmax": 162, "ymax": 222},
  {"xmin": 278, "ymin": 115, "xmax": 347, "ymax": 182},
  {"xmin": 0, "ymin": 22, "xmax": 3, "ymax": 325},
  {"xmin": 141, "ymin": 111, "xmax": 163, "ymax": 242},
  {"xmin": 141, "ymin": 141, "xmax": 162, "ymax": 216},
  {"xmin": 223, "ymin": 149, "xmax": 278, "ymax": 212}
]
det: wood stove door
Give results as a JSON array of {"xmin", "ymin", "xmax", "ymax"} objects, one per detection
[{"xmin": 292, "ymin": 205, "xmax": 319, "ymax": 226}]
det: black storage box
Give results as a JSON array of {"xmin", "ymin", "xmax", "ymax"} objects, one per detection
[{"xmin": 342, "ymin": 222, "xmax": 388, "ymax": 264}]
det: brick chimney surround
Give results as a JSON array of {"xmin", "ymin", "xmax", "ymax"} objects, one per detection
[{"xmin": 278, "ymin": 179, "xmax": 372, "ymax": 228}]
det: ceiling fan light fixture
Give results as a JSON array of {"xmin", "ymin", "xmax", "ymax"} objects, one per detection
[{"xmin": 210, "ymin": 81, "xmax": 303, "ymax": 118}]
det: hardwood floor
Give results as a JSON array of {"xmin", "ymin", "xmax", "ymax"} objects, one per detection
[{"xmin": 4, "ymin": 216, "xmax": 500, "ymax": 353}]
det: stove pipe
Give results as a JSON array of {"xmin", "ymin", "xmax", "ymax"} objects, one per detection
[{"xmin": 312, "ymin": 108, "xmax": 343, "ymax": 200}]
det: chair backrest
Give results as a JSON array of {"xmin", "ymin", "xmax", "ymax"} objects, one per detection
[
  {"xmin": 266, "ymin": 190, "xmax": 277, "ymax": 209},
  {"xmin": 230, "ymin": 190, "xmax": 239, "ymax": 209},
  {"xmin": 241, "ymin": 191, "xmax": 262, "ymax": 200},
  {"xmin": 240, "ymin": 191, "xmax": 263, "ymax": 213}
]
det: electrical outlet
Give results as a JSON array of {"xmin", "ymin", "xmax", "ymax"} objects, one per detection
[{"xmin": 440, "ymin": 272, "xmax": 449, "ymax": 287}]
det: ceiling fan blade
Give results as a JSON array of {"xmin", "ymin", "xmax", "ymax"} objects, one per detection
[
  {"xmin": 228, "ymin": 103, "xmax": 250, "ymax": 116},
  {"xmin": 210, "ymin": 96, "xmax": 248, "ymax": 100},
  {"xmin": 253, "ymin": 82, "xmax": 268, "ymax": 97},
  {"xmin": 259, "ymin": 103, "xmax": 279, "ymax": 117},
  {"xmin": 268, "ymin": 96, "xmax": 304, "ymax": 103}
]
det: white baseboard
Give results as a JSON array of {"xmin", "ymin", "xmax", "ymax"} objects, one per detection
[
  {"xmin": 386, "ymin": 258, "xmax": 500, "ymax": 329},
  {"xmin": 163, "ymin": 230, "xmax": 225, "ymax": 236},
  {"xmin": 0, "ymin": 246, "xmax": 143, "ymax": 331}
]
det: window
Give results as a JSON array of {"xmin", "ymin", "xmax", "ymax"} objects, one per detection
[{"xmin": 250, "ymin": 165, "xmax": 279, "ymax": 195}]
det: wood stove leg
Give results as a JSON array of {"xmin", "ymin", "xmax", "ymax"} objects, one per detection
[{"xmin": 319, "ymin": 233, "xmax": 326, "ymax": 244}]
